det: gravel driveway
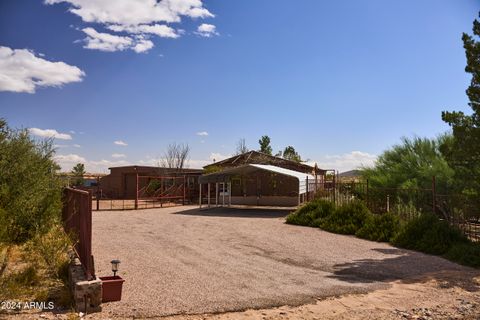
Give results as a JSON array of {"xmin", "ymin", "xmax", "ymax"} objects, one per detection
[{"xmin": 92, "ymin": 205, "xmax": 468, "ymax": 318}]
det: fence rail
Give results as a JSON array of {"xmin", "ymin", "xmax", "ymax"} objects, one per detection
[
  {"xmin": 307, "ymin": 180, "xmax": 480, "ymax": 242},
  {"xmin": 62, "ymin": 187, "xmax": 95, "ymax": 280}
]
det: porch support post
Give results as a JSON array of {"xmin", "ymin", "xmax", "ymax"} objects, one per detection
[
  {"xmin": 222, "ymin": 181, "xmax": 225, "ymax": 206},
  {"xmin": 207, "ymin": 183, "xmax": 211, "ymax": 208},
  {"xmin": 215, "ymin": 182, "xmax": 219, "ymax": 207},
  {"xmin": 228, "ymin": 182, "xmax": 232, "ymax": 207},
  {"xmin": 199, "ymin": 183, "xmax": 202, "ymax": 208}
]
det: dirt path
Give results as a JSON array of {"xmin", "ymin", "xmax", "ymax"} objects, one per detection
[
  {"xmin": 5, "ymin": 206, "xmax": 479, "ymax": 319},
  {"xmin": 89, "ymin": 206, "xmax": 474, "ymax": 318},
  {"xmin": 7, "ymin": 271, "xmax": 479, "ymax": 319}
]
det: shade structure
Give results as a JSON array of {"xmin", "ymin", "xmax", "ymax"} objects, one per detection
[{"xmin": 199, "ymin": 164, "xmax": 315, "ymax": 196}]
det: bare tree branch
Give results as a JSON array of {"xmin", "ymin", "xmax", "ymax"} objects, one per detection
[
  {"xmin": 235, "ymin": 138, "xmax": 248, "ymax": 155},
  {"xmin": 161, "ymin": 143, "xmax": 190, "ymax": 171}
]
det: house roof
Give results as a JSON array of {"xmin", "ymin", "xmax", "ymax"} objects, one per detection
[
  {"xmin": 199, "ymin": 164, "xmax": 316, "ymax": 194},
  {"xmin": 107, "ymin": 165, "xmax": 202, "ymax": 173},
  {"xmin": 204, "ymin": 150, "xmax": 325, "ymax": 174}
]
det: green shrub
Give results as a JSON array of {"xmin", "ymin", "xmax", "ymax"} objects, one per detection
[
  {"xmin": 445, "ymin": 242, "xmax": 480, "ymax": 268},
  {"xmin": 356, "ymin": 213, "xmax": 400, "ymax": 242},
  {"xmin": 0, "ymin": 119, "xmax": 62, "ymax": 244},
  {"xmin": 392, "ymin": 213, "xmax": 468, "ymax": 255},
  {"xmin": 286, "ymin": 199, "xmax": 335, "ymax": 227},
  {"xmin": 320, "ymin": 201, "xmax": 370, "ymax": 234}
]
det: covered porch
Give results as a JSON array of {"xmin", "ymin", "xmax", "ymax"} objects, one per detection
[{"xmin": 198, "ymin": 164, "xmax": 317, "ymax": 208}]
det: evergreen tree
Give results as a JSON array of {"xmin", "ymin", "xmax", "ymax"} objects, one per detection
[
  {"xmin": 71, "ymin": 163, "xmax": 86, "ymax": 186},
  {"xmin": 282, "ymin": 146, "xmax": 302, "ymax": 162},
  {"xmin": 258, "ymin": 135, "xmax": 272, "ymax": 155},
  {"xmin": 441, "ymin": 13, "xmax": 480, "ymax": 198}
]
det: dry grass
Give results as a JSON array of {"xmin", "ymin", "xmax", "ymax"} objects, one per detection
[{"xmin": 0, "ymin": 226, "xmax": 74, "ymax": 312}]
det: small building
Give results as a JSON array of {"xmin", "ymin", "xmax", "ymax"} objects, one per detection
[
  {"xmin": 200, "ymin": 151, "xmax": 327, "ymax": 207},
  {"xmin": 99, "ymin": 165, "xmax": 202, "ymax": 200}
]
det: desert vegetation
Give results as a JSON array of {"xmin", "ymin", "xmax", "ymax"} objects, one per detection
[
  {"xmin": 286, "ymin": 199, "xmax": 480, "ymax": 268},
  {"xmin": 0, "ymin": 119, "xmax": 73, "ymax": 309}
]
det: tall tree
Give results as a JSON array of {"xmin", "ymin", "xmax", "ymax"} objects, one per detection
[
  {"xmin": 71, "ymin": 163, "xmax": 86, "ymax": 186},
  {"xmin": 234, "ymin": 138, "xmax": 249, "ymax": 155},
  {"xmin": 282, "ymin": 146, "xmax": 302, "ymax": 162},
  {"xmin": 362, "ymin": 135, "xmax": 454, "ymax": 193},
  {"xmin": 441, "ymin": 13, "xmax": 480, "ymax": 197},
  {"xmin": 162, "ymin": 143, "xmax": 190, "ymax": 170},
  {"xmin": 258, "ymin": 135, "xmax": 272, "ymax": 155}
]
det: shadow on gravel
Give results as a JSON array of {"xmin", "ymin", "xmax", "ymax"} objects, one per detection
[
  {"xmin": 328, "ymin": 248, "xmax": 480, "ymax": 292},
  {"xmin": 173, "ymin": 207, "xmax": 291, "ymax": 218}
]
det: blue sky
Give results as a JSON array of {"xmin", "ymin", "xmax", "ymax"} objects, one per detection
[{"xmin": 0, "ymin": 0, "xmax": 478, "ymax": 172}]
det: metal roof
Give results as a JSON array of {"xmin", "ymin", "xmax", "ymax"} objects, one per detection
[{"xmin": 199, "ymin": 164, "xmax": 315, "ymax": 194}]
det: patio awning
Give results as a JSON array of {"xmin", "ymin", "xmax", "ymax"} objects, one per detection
[{"xmin": 199, "ymin": 164, "xmax": 315, "ymax": 194}]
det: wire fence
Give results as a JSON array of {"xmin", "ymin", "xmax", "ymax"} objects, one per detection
[{"xmin": 306, "ymin": 180, "xmax": 480, "ymax": 242}]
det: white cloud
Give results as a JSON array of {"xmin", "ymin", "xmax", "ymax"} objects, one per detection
[
  {"xmin": 111, "ymin": 153, "xmax": 126, "ymax": 158},
  {"xmin": 108, "ymin": 24, "xmax": 179, "ymax": 38},
  {"xmin": 196, "ymin": 131, "xmax": 208, "ymax": 136},
  {"xmin": 45, "ymin": 0, "xmax": 214, "ymax": 25},
  {"xmin": 54, "ymin": 153, "xmax": 130, "ymax": 172},
  {"xmin": 114, "ymin": 140, "xmax": 128, "ymax": 146},
  {"xmin": 45, "ymin": 0, "xmax": 215, "ymax": 53},
  {"xmin": 308, "ymin": 151, "xmax": 377, "ymax": 173},
  {"xmin": 195, "ymin": 23, "xmax": 218, "ymax": 37},
  {"xmin": 209, "ymin": 152, "xmax": 229, "ymax": 162},
  {"xmin": 88, "ymin": 159, "xmax": 130, "ymax": 172},
  {"xmin": 133, "ymin": 38, "xmax": 154, "ymax": 53},
  {"xmin": 29, "ymin": 128, "xmax": 73, "ymax": 140},
  {"xmin": 54, "ymin": 154, "xmax": 87, "ymax": 170},
  {"xmin": 82, "ymin": 27, "xmax": 133, "ymax": 52},
  {"xmin": 81, "ymin": 27, "xmax": 156, "ymax": 53},
  {"xmin": 73, "ymin": 144, "xmax": 81, "ymax": 148},
  {"xmin": 0, "ymin": 46, "xmax": 85, "ymax": 93}
]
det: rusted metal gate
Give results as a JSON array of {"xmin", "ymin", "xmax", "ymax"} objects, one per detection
[{"xmin": 62, "ymin": 187, "xmax": 95, "ymax": 280}]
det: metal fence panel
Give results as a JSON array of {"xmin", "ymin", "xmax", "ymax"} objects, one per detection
[{"xmin": 62, "ymin": 188, "xmax": 95, "ymax": 280}]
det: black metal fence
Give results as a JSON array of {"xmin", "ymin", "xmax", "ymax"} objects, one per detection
[{"xmin": 306, "ymin": 180, "xmax": 480, "ymax": 242}]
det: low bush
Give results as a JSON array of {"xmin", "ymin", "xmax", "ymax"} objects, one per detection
[
  {"xmin": 286, "ymin": 199, "xmax": 335, "ymax": 227},
  {"xmin": 25, "ymin": 224, "xmax": 71, "ymax": 279},
  {"xmin": 319, "ymin": 201, "xmax": 370, "ymax": 234},
  {"xmin": 445, "ymin": 242, "xmax": 480, "ymax": 268},
  {"xmin": 392, "ymin": 213, "xmax": 468, "ymax": 255},
  {"xmin": 356, "ymin": 212, "xmax": 400, "ymax": 242}
]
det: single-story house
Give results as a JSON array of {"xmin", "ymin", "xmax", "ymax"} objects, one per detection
[
  {"xmin": 199, "ymin": 151, "xmax": 327, "ymax": 207},
  {"xmin": 99, "ymin": 165, "xmax": 202, "ymax": 199}
]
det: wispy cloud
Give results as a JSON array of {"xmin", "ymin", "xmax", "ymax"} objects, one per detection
[
  {"xmin": 195, "ymin": 24, "xmax": 219, "ymax": 37},
  {"xmin": 73, "ymin": 144, "xmax": 81, "ymax": 148},
  {"xmin": 0, "ymin": 46, "xmax": 85, "ymax": 93},
  {"xmin": 308, "ymin": 151, "xmax": 377, "ymax": 173},
  {"xmin": 29, "ymin": 128, "xmax": 72, "ymax": 140},
  {"xmin": 54, "ymin": 153, "xmax": 87, "ymax": 166},
  {"xmin": 111, "ymin": 153, "xmax": 126, "ymax": 158},
  {"xmin": 114, "ymin": 140, "xmax": 128, "ymax": 146},
  {"xmin": 196, "ymin": 131, "xmax": 209, "ymax": 136}
]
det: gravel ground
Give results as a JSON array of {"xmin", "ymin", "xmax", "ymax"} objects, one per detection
[{"xmin": 91, "ymin": 206, "xmax": 469, "ymax": 318}]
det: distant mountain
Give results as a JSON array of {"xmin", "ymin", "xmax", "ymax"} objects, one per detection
[{"xmin": 338, "ymin": 170, "xmax": 362, "ymax": 178}]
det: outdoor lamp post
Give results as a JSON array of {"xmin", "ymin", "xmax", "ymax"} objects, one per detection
[{"xmin": 111, "ymin": 259, "xmax": 120, "ymax": 277}]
